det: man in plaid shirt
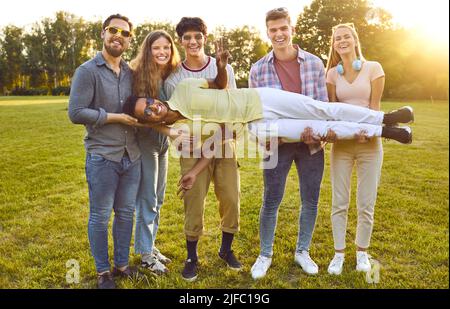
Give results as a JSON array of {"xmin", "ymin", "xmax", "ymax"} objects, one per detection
[{"xmin": 249, "ymin": 7, "xmax": 333, "ymax": 280}]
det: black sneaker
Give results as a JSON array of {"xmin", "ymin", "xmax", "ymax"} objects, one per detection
[
  {"xmin": 219, "ymin": 250, "xmax": 243, "ymax": 271},
  {"xmin": 97, "ymin": 271, "xmax": 116, "ymax": 289},
  {"xmin": 382, "ymin": 126, "xmax": 412, "ymax": 144},
  {"xmin": 181, "ymin": 259, "xmax": 198, "ymax": 282},
  {"xmin": 111, "ymin": 265, "xmax": 141, "ymax": 279},
  {"xmin": 383, "ymin": 106, "xmax": 414, "ymax": 126}
]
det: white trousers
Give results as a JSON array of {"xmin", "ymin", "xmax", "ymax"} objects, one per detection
[
  {"xmin": 248, "ymin": 119, "xmax": 383, "ymax": 142},
  {"xmin": 255, "ymin": 88, "xmax": 384, "ymax": 125}
]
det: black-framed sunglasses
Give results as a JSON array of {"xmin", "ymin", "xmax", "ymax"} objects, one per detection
[
  {"xmin": 104, "ymin": 26, "xmax": 132, "ymax": 38},
  {"xmin": 182, "ymin": 33, "xmax": 204, "ymax": 41},
  {"xmin": 144, "ymin": 98, "xmax": 155, "ymax": 117}
]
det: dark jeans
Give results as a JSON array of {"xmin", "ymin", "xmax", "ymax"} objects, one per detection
[{"xmin": 259, "ymin": 142, "xmax": 324, "ymax": 257}]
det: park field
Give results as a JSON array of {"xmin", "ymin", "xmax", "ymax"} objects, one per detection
[{"xmin": 0, "ymin": 96, "xmax": 448, "ymax": 289}]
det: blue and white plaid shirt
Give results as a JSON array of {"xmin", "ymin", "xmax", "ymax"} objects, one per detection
[{"xmin": 249, "ymin": 45, "xmax": 328, "ymax": 154}]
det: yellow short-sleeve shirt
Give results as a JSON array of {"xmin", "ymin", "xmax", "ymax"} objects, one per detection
[{"xmin": 166, "ymin": 78, "xmax": 263, "ymax": 123}]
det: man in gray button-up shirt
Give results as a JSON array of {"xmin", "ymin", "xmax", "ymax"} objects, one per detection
[{"xmin": 68, "ymin": 14, "xmax": 141, "ymax": 289}]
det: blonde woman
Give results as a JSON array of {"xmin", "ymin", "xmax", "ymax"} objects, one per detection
[
  {"xmin": 130, "ymin": 30, "xmax": 180, "ymax": 275},
  {"xmin": 326, "ymin": 23, "xmax": 389, "ymax": 275}
]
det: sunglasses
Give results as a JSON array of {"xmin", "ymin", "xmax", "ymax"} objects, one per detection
[
  {"xmin": 144, "ymin": 98, "xmax": 155, "ymax": 117},
  {"xmin": 332, "ymin": 23, "xmax": 356, "ymax": 31},
  {"xmin": 104, "ymin": 26, "xmax": 132, "ymax": 38},
  {"xmin": 266, "ymin": 7, "xmax": 288, "ymax": 15},
  {"xmin": 182, "ymin": 33, "xmax": 204, "ymax": 41}
]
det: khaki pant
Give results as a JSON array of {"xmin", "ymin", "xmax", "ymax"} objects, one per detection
[
  {"xmin": 330, "ymin": 138, "xmax": 383, "ymax": 250},
  {"xmin": 180, "ymin": 155, "xmax": 240, "ymax": 238}
]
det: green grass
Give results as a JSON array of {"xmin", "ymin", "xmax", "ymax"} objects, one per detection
[{"xmin": 0, "ymin": 97, "xmax": 448, "ymax": 289}]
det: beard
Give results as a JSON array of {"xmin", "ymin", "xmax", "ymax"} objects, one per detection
[{"xmin": 104, "ymin": 39, "xmax": 125, "ymax": 58}]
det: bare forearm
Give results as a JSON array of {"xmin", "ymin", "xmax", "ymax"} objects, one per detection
[
  {"xmin": 214, "ymin": 64, "xmax": 228, "ymax": 89},
  {"xmin": 370, "ymin": 77, "xmax": 385, "ymax": 111},
  {"xmin": 190, "ymin": 157, "xmax": 213, "ymax": 176}
]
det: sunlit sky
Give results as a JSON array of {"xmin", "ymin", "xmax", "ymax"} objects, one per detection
[{"xmin": 0, "ymin": 0, "xmax": 448, "ymax": 44}]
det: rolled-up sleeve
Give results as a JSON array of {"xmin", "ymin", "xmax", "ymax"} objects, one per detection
[
  {"xmin": 68, "ymin": 67, "xmax": 108, "ymax": 127},
  {"xmin": 316, "ymin": 65, "xmax": 329, "ymax": 102},
  {"xmin": 248, "ymin": 65, "xmax": 258, "ymax": 88}
]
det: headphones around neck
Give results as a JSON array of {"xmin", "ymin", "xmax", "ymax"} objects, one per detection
[{"xmin": 337, "ymin": 58, "xmax": 362, "ymax": 75}]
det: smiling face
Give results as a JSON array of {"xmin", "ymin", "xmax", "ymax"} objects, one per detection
[
  {"xmin": 151, "ymin": 36, "xmax": 172, "ymax": 66},
  {"xmin": 333, "ymin": 27, "xmax": 358, "ymax": 57},
  {"xmin": 180, "ymin": 30, "xmax": 206, "ymax": 58},
  {"xmin": 134, "ymin": 98, "xmax": 169, "ymax": 123},
  {"xmin": 101, "ymin": 18, "xmax": 131, "ymax": 57},
  {"xmin": 267, "ymin": 18, "xmax": 294, "ymax": 50}
]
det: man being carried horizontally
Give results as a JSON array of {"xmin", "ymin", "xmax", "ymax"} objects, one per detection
[
  {"xmin": 123, "ymin": 77, "xmax": 414, "ymax": 146},
  {"xmin": 123, "ymin": 49, "xmax": 413, "ymax": 196}
]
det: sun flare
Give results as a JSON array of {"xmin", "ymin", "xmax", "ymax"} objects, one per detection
[{"xmin": 373, "ymin": 0, "xmax": 449, "ymax": 45}]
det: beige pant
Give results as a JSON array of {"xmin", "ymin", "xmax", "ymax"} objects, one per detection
[
  {"xmin": 180, "ymin": 155, "xmax": 240, "ymax": 239},
  {"xmin": 330, "ymin": 138, "xmax": 383, "ymax": 250}
]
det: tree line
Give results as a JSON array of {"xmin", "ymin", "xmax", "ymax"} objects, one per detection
[{"xmin": 0, "ymin": 0, "xmax": 448, "ymax": 100}]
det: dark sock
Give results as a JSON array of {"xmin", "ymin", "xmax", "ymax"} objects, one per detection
[
  {"xmin": 186, "ymin": 240, "xmax": 198, "ymax": 261},
  {"xmin": 219, "ymin": 232, "xmax": 234, "ymax": 256}
]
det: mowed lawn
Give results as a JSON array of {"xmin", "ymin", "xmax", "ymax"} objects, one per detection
[{"xmin": 0, "ymin": 96, "xmax": 448, "ymax": 289}]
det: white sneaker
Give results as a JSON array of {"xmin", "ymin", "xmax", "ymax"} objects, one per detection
[
  {"xmin": 356, "ymin": 251, "xmax": 371, "ymax": 272},
  {"xmin": 153, "ymin": 247, "xmax": 171, "ymax": 264},
  {"xmin": 141, "ymin": 255, "xmax": 169, "ymax": 275},
  {"xmin": 251, "ymin": 255, "xmax": 272, "ymax": 280},
  {"xmin": 327, "ymin": 253, "xmax": 345, "ymax": 275},
  {"xmin": 294, "ymin": 251, "xmax": 319, "ymax": 275}
]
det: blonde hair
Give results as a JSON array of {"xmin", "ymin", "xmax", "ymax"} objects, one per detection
[
  {"xmin": 326, "ymin": 23, "xmax": 366, "ymax": 73},
  {"xmin": 130, "ymin": 30, "xmax": 180, "ymax": 97}
]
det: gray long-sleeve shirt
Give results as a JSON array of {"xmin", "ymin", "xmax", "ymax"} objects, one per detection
[{"xmin": 68, "ymin": 52, "xmax": 140, "ymax": 162}]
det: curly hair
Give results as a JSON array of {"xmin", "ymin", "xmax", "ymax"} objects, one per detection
[{"xmin": 175, "ymin": 17, "xmax": 208, "ymax": 38}]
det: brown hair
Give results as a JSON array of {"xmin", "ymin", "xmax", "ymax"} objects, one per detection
[
  {"xmin": 326, "ymin": 23, "xmax": 366, "ymax": 73},
  {"xmin": 102, "ymin": 14, "xmax": 133, "ymax": 32},
  {"xmin": 265, "ymin": 7, "xmax": 291, "ymax": 25},
  {"xmin": 130, "ymin": 30, "xmax": 181, "ymax": 98},
  {"xmin": 175, "ymin": 17, "xmax": 208, "ymax": 38}
]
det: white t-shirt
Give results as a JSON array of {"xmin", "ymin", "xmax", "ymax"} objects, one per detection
[{"xmin": 164, "ymin": 56, "xmax": 236, "ymax": 97}]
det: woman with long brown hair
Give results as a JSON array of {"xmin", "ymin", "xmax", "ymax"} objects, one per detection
[{"xmin": 130, "ymin": 30, "xmax": 180, "ymax": 275}]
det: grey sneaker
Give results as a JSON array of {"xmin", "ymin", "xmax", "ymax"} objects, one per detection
[
  {"xmin": 141, "ymin": 256, "xmax": 169, "ymax": 276},
  {"xmin": 153, "ymin": 247, "xmax": 172, "ymax": 265}
]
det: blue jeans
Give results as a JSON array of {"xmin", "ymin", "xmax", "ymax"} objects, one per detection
[
  {"xmin": 259, "ymin": 142, "xmax": 324, "ymax": 257},
  {"xmin": 134, "ymin": 129, "xmax": 169, "ymax": 255},
  {"xmin": 85, "ymin": 153, "xmax": 141, "ymax": 273}
]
